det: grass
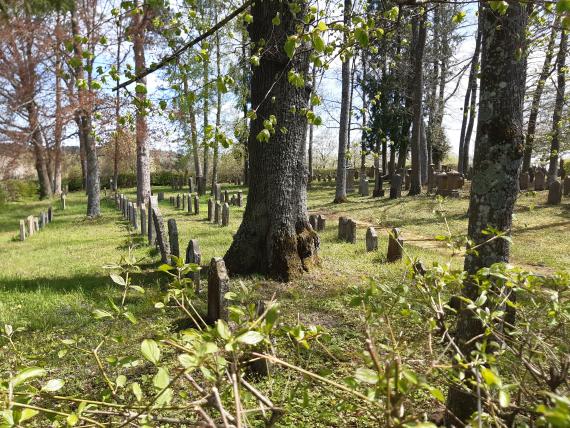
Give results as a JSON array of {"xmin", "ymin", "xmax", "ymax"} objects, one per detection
[{"xmin": 0, "ymin": 183, "xmax": 568, "ymax": 426}]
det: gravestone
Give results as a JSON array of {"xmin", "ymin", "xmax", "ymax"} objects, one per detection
[
  {"xmin": 132, "ymin": 204, "xmax": 138, "ymax": 230},
  {"xmin": 317, "ymin": 215, "xmax": 326, "ymax": 232},
  {"xmin": 365, "ymin": 227, "xmax": 378, "ymax": 252},
  {"xmin": 140, "ymin": 206, "xmax": 147, "ymax": 236},
  {"xmin": 187, "ymin": 194, "xmax": 192, "ymax": 213},
  {"xmin": 34, "ymin": 217, "xmax": 39, "ymax": 232},
  {"xmin": 237, "ymin": 191, "xmax": 243, "ymax": 207},
  {"xmin": 193, "ymin": 195, "xmax": 200, "ymax": 215},
  {"xmin": 115, "ymin": 193, "xmax": 120, "ymax": 209},
  {"xmin": 19, "ymin": 219, "xmax": 26, "ymax": 241},
  {"xmin": 390, "ymin": 174, "xmax": 402, "ymax": 199},
  {"xmin": 158, "ymin": 192, "xmax": 165, "ymax": 202},
  {"xmin": 182, "ymin": 194, "xmax": 186, "ymax": 211},
  {"xmin": 535, "ymin": 170, "xmax": 546, "ymax": 191},
  {"xmin": 309, "ymin": 214, "xmax": 318, "ymax": 230},
  {"xmin": 214, "ymin": 201, "xmax": 222, "ymax": 225},
  {"xmin": 208, "ymin": 198, "xmax": 214, "ymax": 221},
  {"xmin": 427, "ymin": 164, "xmax": 435, "ymax": 193},
  {"xmin": 547, "ymin": 180, "xmax": 562, "ymax": 205},
  {"xmin": 188, "ymin": 176, "xmax": 195, "ymax": 193},
  {"xmin": 48, "ymin": 206, "xmax": 52, "ymax": 223},
  {"xmin": 61, "ymin": 194, "xmax": 66, "ymax": 210},
  {"xmin": 564, "ymin": 177, "xmax": 570, "ymax": 197},
  {"xmin": 176, "ymin": 194, "xmax": 181, "ymax": 209},
  {"xmin": 185, "ymin": 239, "xmax": 201, "ymax": 291},
  {"xmin": 373, "ymin": 173, "xmax": 385, "ymax": 197},
  {"xmin": 207, "ymin": 257, "xmax": 230, "ymax": 323},
  {"xmin": 346, "ymin": 168, "xmax": 355, "ymax": 193},
  {"xmin": 338, "ymin": 216, "xmax": 347, "ymax": 240},
  {"xmin": 220, "ymin": 190, "xmax": 225, "ymax": 203},
  {"xmin": 167, "ymin": 219, "xmax": 180, "ymax": 258},
  {"xmin": 224, "ymin": 190, "xmax": 229, "ymax": 203},
  {"xmin": 27, "ymin": 215, "xmax": 35, "ymax": 236},
  {"xmin": 214, "ymin": 183, "xmax": 222, "ymax": 201},
  {"xmin": 148, "ymin": 197, "xmax": 157, "ymax": 246},
  {"xmin": 346, "ymin": 219, "xmax": 357, "ymax": 243},
  {"xmin": 360, "ymin": 179, "xmax": 369, "ymax": 197},
  {"xmin": 222, "ymin": 203, "xmax": 230, "ymax": 226},
  {"xmin": 387, "ymin": 228, "xmax": 403, "ymax": 262},
  {"xmin": 152, "ymin": 207, "xmax": 171, "ymax": 264},
  {"xmin": 519, "ymin": 172, "xmax": 529, "ymax": 191},
  {"xmin": 38, "ymin": 213, "xmax": 44, "ymax": 229}
]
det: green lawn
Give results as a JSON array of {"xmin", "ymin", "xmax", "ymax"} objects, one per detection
[{"xmin": 0, "ymin": 183, "xmax": 568, "ymax": 426}]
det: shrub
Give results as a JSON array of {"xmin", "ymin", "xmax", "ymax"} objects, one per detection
[{"xmin": 0, "ymin": 179, "xmax": 38, "ymax": 201}]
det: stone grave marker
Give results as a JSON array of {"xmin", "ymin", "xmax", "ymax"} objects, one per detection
[
  {"xmin": 208, "ymin": 198, "xmax": 214, "ymax": 221},
  {"xmin": 185, "ymin": 239, "xmax": 201, "ymax": 291},
  {"xmin": 519, "ymin": 172, "xmax": 529, "ymax": 190},
  {"xmin": 152, "ymin": 207, "xmax": 171, "ymax": 264},
  {"xmin": 564, "ymin": 177, "xmax": 570, "ymax": 196},
  {"xmin": 193, "ymin": 195, "xmax": 200, "ymax": 215},
  {"xmin": 176, "ymin": 194, "xmax": 181, "ymax": 209},
  {"xmin": 387, "ymin": 227, "xmax": 403, "ymax": 262},
  {"xmin": 61, "ymin": 193, "xmax": 66, "ymax": 210},
  {"xmin": 48, "ymin": 206, "xmax": 53, "ymax": 223},
  {"xmin": 222, "ymin": 203, "xmax": 230, "ymax": 226},
  {"xmin": 317, "ymin": 215, "xmax": 326, "ymax": 231},
  {"xmin": 237, "ymin": 191, "xmax": 243, "ymax": 207},
  {"xmin": 390, "ymin": 174, "xmax": 402, "ymax": 199},
  {"xmin": 207, "ymin": 257, "xmax": 230, "ymax": 323},
  {"xmin": 366, "ymin": 227, "xmax": 378, "ymax": 252},
  {"xmin": 214, "ymin": 201, "xmax": 222, "ymax": 225},
  {"xmin": 167, "ymin": 219, "xmax": 180, "ymax": 258},
  {"xmin": 182, "ymin": 194, "xmax": 186, "ymax": 211},
  {"xmin": 547, "ymin": 180, "xmax": 562, "ymax": 205},
  {"xmin": 27, "ymin": 215, "xmax": 35, "ymax": 236},
  {"xmin": 19, "ymin": 220, "xmax": 26, "ymax": 241},
  {"xmin": 535, "ymin": 170, "xmax": 546, "ymax": 191},
  {"xmin": 140, "ymin": 206, "xmax": 147, "ymax": 235},
  {"xmin": 309, "ymin": 214, "xmax": 318, "ymax": 230}
]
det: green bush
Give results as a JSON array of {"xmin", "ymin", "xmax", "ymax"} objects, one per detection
[{"xmin": 0, "ymin": 179, "xmax": 38, "ymax": 201}]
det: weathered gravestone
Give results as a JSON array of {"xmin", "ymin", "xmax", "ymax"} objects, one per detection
[
  {"xmin": 214, "ymin": 183, "xmax": 222, "ymax": 201},
  {"xmin": 19, "ymin": 220, "xmax": 26, "ymax": 241},
  {"xmin": 176, "ymin": 194, "xmax": 181, "ymax": 209},
  {"xmin": 387, "ymin": 228, "xmax": 403, "ymax": 262},
  {"xmin": 148, "ymin": 197, "xmax": 157, "ymax": 246},
  {"xmin": 207, "ymin": 257, "xmax": 230, "ymax": 323},
  {"xmin": 34, "ymin": 217, "xmax": 39, "ymax": 233},
  {"xmin": 188, "ymin": 176, "xmax": 195, "ymax": 193},
  {"xmin": 182, "ymin": 194, "xmax": 186, "ymax": 211},
  {"xmin": 224, "ymin": 190, "xmax": 229, "ymax": 203},
  {"xmin": 208, "ymin": 198, "xmax": 214, "ymax": 221},
  {"xmin": 237, "ymin": 191, "xmax": 243, "ymax": 207},
  {"xmin": 158, "ymin": 192, "xmax": 165, "ymax": 202},
  {"xmin": 317, "ymin": 215, "xmax": 326, "ymax": 232},
  {"xmin": 309, "ymin": 214, "xmax": 318, "ymax": 230},
  {"xmin": 222, "ymin": 203, "xmax": 230, "ymax": 227},
  {"xmin": 38, "ymin": 213, "xmax": 44, "ymax": 230},
  {"xmin": 519, "ymin": 172, "xmax": 529, "ymax": 191},
  {"xmin": 48, "ymin": 206, "xmax": 52, "ymax": 223},
  {"xmin": 547, "ymin": 180, "xmax": 562, "ymax": 205},
  {"xmin": 338, "ymin": 217, "xmax": 356, "ymax": 243},
  {"xmin": 140, "ymin": 206, "xmax": 147, "ymax": 236},
  {"xmin": 373, "ymin": 173, "xmax": 385, "ymax": 197},
  {"xmin": 214, "ymin": 202, "xmax": 222, "ymax": 225},
  {"xmin": 220, "ymin": 190, "xmax": 225, "ymax": 203},
  {"xmin": 360, "ymin": 179, "xmax": 370, "ymax": 197},
  {"xmin": 167, "ymin": 219, "xmax": 180, "ymax": 258},
  {"xmin": 564, "ymin": 177, "xmax": 570, "ymax": 197},
  {"xmin": 152, "ymin": 207, "xmax": 170, "ymax": 264},
  {"xmin": 193, "ymin": 195, "xmax": 200, "ymax": 215},
  {"xmin": 366, "ymin": 227, "xmax": 378, "ymax": 252},
  {"xmin": 185, "ymin": 239, "xmax": 201, "ymax": 291},
  {"xmin": 187, "ymin": 194, "xmax": 192, "ymax": 213},
  {"xmin": 61, "ymin": 194, "xmax": 66, "ymax": 210},
  {"xmin": 535, "ymin": 170, "xmax": 546, "ymax": 191},
  {"xmin": 27, "ymin": 215, "xmax": 35, "ymax": 236},
  {"xmin": 346, "ymin": 168, "xmax": 355, "ymax": 193},
  {"xmin": 390, "ymin": 174, "xmax": 402, "ymax": 199}
]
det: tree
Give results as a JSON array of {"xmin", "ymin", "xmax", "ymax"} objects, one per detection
[
  {"xmin": 333, "ymin": 0, "xmax": 351, "ymax": 204},
  {"xmin": 224, "ymin": 0, "xmax": 319, "ymax": 280},
  {"xmin": 446, "ymin": 1, "xmax": 528, "ymax": 423},
  {"xmin": 547, "ymin": 30, "xmax": 567, "ymax": 184}
]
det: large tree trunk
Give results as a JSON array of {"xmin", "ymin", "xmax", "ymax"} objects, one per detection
[
  {"xmin": 458, "ymin": 23, "xmax": 482, "ymax": 174},
  {"xmin": 409, "ymin": 12, "xmax": 427, "ymax": 196},
  {"xmin": 224, "ymin": 0, "xmax": 318, "ymax": 281},
  {"xmin": 132, "ymin": 2, "xmax": 151, "ymax": 205},
  {"xmin": 308, "ymin": 65, "xmax": 316, "ymax": 185},
  {"xmin": 71, "ymin": 8, "xmax": 100, "ymax": 216},
  {"xmin": 522, "ymin": 19, "xmax": 558, "ymax": 172},
  {"xmin": 446, "ymin": 2, "xmax": 527, "ymax": 423},
  {"xmin": 28, "ymin": 103, "xmax": 52, "ymax": 199},
  {"xmin": 333, "ymin": 0, "xmax": 351, "ymax": 203},
  {"xmin": 547, "ymin": 31, "xmax": 567, "ymax": 184}
]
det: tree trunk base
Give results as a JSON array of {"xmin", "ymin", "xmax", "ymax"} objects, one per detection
[{"xmin": 333, "ymin": 196, "xmax": 348, "ymax": 204}]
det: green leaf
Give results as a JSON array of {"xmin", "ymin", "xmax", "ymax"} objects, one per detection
[
  {"xmin": 66, "ymin": 413, "xmax": 79, "ymax": 426},
  {"xmin": 123, "ymin": 311, "xmax": 138, "ymax": 324},
  {"xmin": 141, "ymin": 339, "xmax": 161, "ymax": 364},
  {"xmin": 354, "ymin": 367, "xmax": 378, "ymax": 384},
  {"xmin": 556, "ymin": 0, "xmax": 570, "ymax": 13},
  {"xmin": 354, "ymin": 27, "xmax": 369, "ymax": 47},
  {"xmin": 428, "ymin": 387, "xmax": 445, "ymax": 403},
  {"xmin": 499, "ymin": 390, "xmax": 510, "ymax": 408},
  {"xmin": 132, "ymin": 382, "xmax": 143, "ymax": 401},
  {"xmin": 19, "ymin": 408, "xmax": 39, "ymax": 423},
  {"xmin": 216, "ymin": 320, "xmax": 231, "ymax": 340},
  {"xmin": 272, "ymin": 13, "xmax": 281, "ymax": 26},
  {"xmin": 12, "ymin": 367, "xmax": 46, "ymax": 387},
  {"xmin": 153, "ymin": 367, "xmax": 169, "ymax": 389},
  {"xmin": 92, "ymin": 309, "xmax": 114, "ymax": 320},
  {"xmin": 110, "ymin": 274, "xmax": 126, "ymax": 286},
  {"xmin": 42, "ymin": 379, "xmax": 65, "ymax": 392},
  {"xmin": 236, "ymin": 331, "xmax": 264, "ymax": 345},
  {"xmin": 115, "ymin": 375, "xmax": 127, "ymax": 388},
  {"xmin": 312, "ymin": 34, "xmax": 325, "ymax": 52},
  {"xmin": 481, "ymin": 367, "xmax": 501, "ymax": 387},
  {"xmin": 284, "ymin": 36, "xmax": 297, "ymax": 59},
  {"xmin": 317, "ymin": 21, "xmax": 328, "ymax": 31}
]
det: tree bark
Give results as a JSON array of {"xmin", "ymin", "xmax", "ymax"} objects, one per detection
[
  {"xmin": 132, "ymin": 1, "xmax": 151, "ymax": 205},
  {"xmin": 113, "ymin": 15, "xmax": 123, "ymax": 191},
  {"xmin": 211, "ymin": 24, "xmax": 221, "ymax": 191},
  {"xmin": 409, "ymin": 12, "xmax": 427, "ymax": 196},
  {"xmin": 446, "ymin": 2, "xmax": 527, "ymax": 423},
  {"xmin": 224, "ymin": 0, "xmax": 319, "ymax": 281},
  {"xmin": 522, "ymin": 19, "xmax": 558, "ymax": 172},
  {"xmin": 53, "ymin": 15, "xmax": 64, "ymax": 195},
  {"xmin": 71, "ymin": 8, "xmax": 100, "ymax": 217},
  {"xmin": 308, "ymin": 65, "xmax": 316, "ymax": 184},
  {"xmin": 202, "ymin": 42, "xmax": 210, "ymax": 193},
  {"xmin": 334, "ymin": 0, "xmax": 351, "ymax": 203},
  {"xmin": 547, "ymin": 30, "xmax": 566, "ymax": 184}
]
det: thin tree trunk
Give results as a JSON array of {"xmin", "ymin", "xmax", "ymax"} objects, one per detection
[
  {"xmin": 184, "ymin": 73, "xmax": 202, "ymax": 179},
  {"xmin": 360, "ymin": 51, "xmax": 368, "ymax": 191},
  {"xmin": 241, "ymin": 29, "xmax": 249, "ymax": 185},
  {"xmin": 53, "ymin": 15, "xmax": 63, "ymax": 195},
  {"xmin": 132, "ymin": 2, "xmax": 151, "ymax": 205},
  {"xmin": 547, "ymin": 30, "xmax": 567, "ymax": 184},
  {"xmin": 113, "ymin": 15, "xmax": 122, "ymax": 191},
  {"xmin": 308, "ymin": 65, "xmax": 316, "ymax": 184},
  {"xmin": 409, "ymin": 12, "xmax": 427, "ymax": 196},
  {"xmin": 202, "ymin": 43, "xmax": 210, "ymax": 193},
  {"xmin": 211, "ymin": 24, "xmax": 221, "ymax": 190},
  {"xmin": 28, "ymin": 102, "xmax": 52, "ymax": 199},
  {"xmin": 420, "ymin": 118, "xmax": 428, "ymax": 185},
  {"xmin": 446, "ymin": 2, "xmax": 527, "ymax": 423},
  {"xmin": 224, "ymin": 0, "xmax": 318, "ymax": 281},
  {"xmin": 71, "ymin": 7, "xmax": 99, "ymax": 216},
  {"xmin": 334, "ymin": 0, "xmax": 351, "ymax": 203},
  {"xmin": 522, "ymin": 19, "xmax": 558, "ymax": 172}
]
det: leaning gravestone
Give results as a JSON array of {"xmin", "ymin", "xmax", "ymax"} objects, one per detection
[
  {"xmin": 152, "ymin": 206, "xmax": 170, "ymax": 263},
  {"xmin": 366, "ymin": 227, "xmax": 378, "ymax": 252},
  {"xmin": 390, "ymin": 174, "xmax": 402, "ymax": 199},
  {"xmin": 535, "ymin": 170, "xmax": 546, "ymax": 191},
  {"xmin": 214, "ymin": 201, "xmax": 222, "ymax": 225},
  {"xmin": 140, "ymin": 206, "xmax": 147, "ymax": 236},
  {"xmin": 185, "ymin": 239, "xmax": 201, "ymax": 291},
  {"xmin": 19, "ymin": 220, "xmax": 26, "ymax": 241},
  {"xmin": 317, "ymin": 215, "xmax": 326, "ymax": 232},
  {"xmin": 222, "ymin": 203, "xmax": 230, "ymax": 226},
  {"xmin": 193, "ymin": 195, "xmax": 200, "ymax": 215},
  {"xmin": 208, "ymin": 198, "xmax": 214, "ymax": 221},
  {"xmin": 167, "ymin": 219, "xmax": 180, "ymax": 258},
  {"xmin": 547, "ymin": 180, "xmax": 562, "ymax": 205},
  {"xmin": 207, "ymin": 257, "xmax": 230, "ymax": 323},
  {"xmin": 519, "ymin": 172, "xmax": 529, "ymax": 191},
  {"xmin": 387, "ymin": 227, "xmax": 403, "ymax": 262}
]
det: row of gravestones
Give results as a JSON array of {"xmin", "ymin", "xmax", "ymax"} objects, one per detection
[
  {"xmin": 112, "ymin": 193, "xmax": 233, "ymax": 325},
  {"xmin": 520, "ymin": 171, "xmax": 570, "ymax": 205},
  {"xmin": 337, "ymin": 216, "xmax": 404, "ymax": 262},
  {"xmin": 18, "ymin": 207, "xmax": 54, "ymax": 241}
]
